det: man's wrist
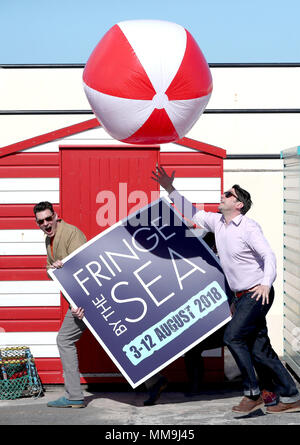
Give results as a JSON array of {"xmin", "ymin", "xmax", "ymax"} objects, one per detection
[{"xmin": 167, "ymin": 185, "xmax": 175, "ymax": 195}]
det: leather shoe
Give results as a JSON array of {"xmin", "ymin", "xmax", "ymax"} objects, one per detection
[
  {"xmin": 144, "ymin": 376, "xmax": 168, "ymax": 406},
  {"xmin": 232, "ymin": 396, "xmax": 264, "ymax": 414},
  {"xmin": 266, "ymin": 399, "xmax": 300, "ymax": 414},
  {"xmin": 47, "ymin": 396, "xmax": 85, "ymax": 408}
]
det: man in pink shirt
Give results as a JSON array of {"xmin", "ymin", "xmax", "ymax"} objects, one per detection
[{"xmin": 152, "ymin": 166, "xmax": 300, "ymax": 414}]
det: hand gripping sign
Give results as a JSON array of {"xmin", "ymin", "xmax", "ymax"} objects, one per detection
[{"xmin": 49, "ymin": 198, "xmax": 232, "ymax": 388}]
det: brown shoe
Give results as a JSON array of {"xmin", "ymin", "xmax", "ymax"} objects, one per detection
[
  {"xmin": 232, "ymin": 396, "xmax": 264, "ymax": 414},
  {"xmin": 266, "ymin": 399, "xmax": 300, "ymax": 414}
]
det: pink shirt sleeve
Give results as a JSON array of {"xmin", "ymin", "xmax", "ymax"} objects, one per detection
[{"xmin": 245, "ymin": 220, "xmax": 277, "ymax": 288}]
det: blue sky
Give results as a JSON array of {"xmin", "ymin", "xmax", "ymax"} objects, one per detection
[{"xmin": 1, "ymin": 0, "xmax": 300, "ymax": 64}]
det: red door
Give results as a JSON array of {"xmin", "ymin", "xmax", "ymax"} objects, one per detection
[{"xmin": 60, "ymin": 146, "xmax": 159, "ymax": 382}]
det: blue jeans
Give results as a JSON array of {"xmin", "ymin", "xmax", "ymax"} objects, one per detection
[{"xmin": 223, "ymin": 287, "xmax": 300, "ymax": 402}]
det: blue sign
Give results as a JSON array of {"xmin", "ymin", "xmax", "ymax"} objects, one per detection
[{"xmin": 49, "ymin": 198, "xmax": 232, "ymax": 388}]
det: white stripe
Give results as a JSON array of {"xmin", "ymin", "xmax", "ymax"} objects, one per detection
[
  {"xmin": 61, "ymin": 138, "xmax": 127, "ymax": 146},
  {"xmin": 1, "ymin": 280, "xmax": 60, "ymax": 307},
  {"xmin": 24, "ymin": 138, "xmax": 197, "ymax": 151},
  {"xmin": 0, "ymin": 243, "xmax": 46, "ymax": 255},
  {"xmin": 28, "ymin": 346, "xmax": 59, "ymax": 358},
  {"xmin": 23, "ymin": 140, "xmax": 59, "ymax": 153},
  {"xmin": 0, "ymin": 178, "xmax": 59, "ymax": 204},
  {"xmin": 0, "ymin": 230, "xmax": 46, "ymax": 255},
  {"xmin": 166, "ymin": 177, "xmax": 220, "ymax": 191},
  {"xmin": 0, "ymin": 294, "xmax": 60, "ymax": 307},
  {"xmin": 160, "ymin": 143, "xmax": 198, "ymax": 152},
  {"xmin": 0, "ymin": 332, "xmax": 59, "ymax": 358},
  {"xmin": 118, "ymin": 20, "xmax": 186, "ymax": 95},
  {"xmin": 66, "ymin": 126, "xmax": 110, "ymax": 139},
  {"xmin": 165, "ymin": 95, "xmax": 211, "ymax": 139},
  {"xmin": 0, "ymin": 332, "xmax": 57, "ymax": 345},
  {"xmin": 160, "ymin": 190, "xmax": 220, "ymax": 203},
  {"xmin": 0, "ymin": 230, "xmax": 44, "ymax": 242},
  {"xmin": 23, "ymin": 129, "xmax": 112, "ymax": 152},
  {"xmin": 83, "ymin": 84, "xmax": 154, "ymax": 140},
  {"xmin": 0, "ymin": 178, "xmax": 59, "ymax": 191},
  {"xmin": 0, "ymin": 191, "xmax": 59, "ymax": 204},
  {"xmin": 1, "ymin": 281, "xmax": 59, "ymax": 293}
]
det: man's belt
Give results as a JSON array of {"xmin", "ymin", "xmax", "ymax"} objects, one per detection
[{"xmin": 235, "ymin": 285, "xmax": 259, "ymax": 298}]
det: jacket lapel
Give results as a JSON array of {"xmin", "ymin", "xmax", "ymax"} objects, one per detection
[{"xmin": 52, "ymin": 219, "xmax": 63, "ymax": 260}]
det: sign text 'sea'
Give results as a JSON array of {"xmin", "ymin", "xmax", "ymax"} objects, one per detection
[{"xmin": 72, "ymin": 217, "xmax": 206, "ymax": 335}]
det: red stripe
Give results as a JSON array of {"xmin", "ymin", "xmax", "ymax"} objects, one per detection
[
  {"xmin": 1, "ymin": 320, "xmax": 60, "ymax": 332},
  {"xmin": 0, "ymin": 153, "xmax": 59, "ymax": 166},
  {"xmin": 0, "ymin": 166, "xmax": 59, "ymax": 177},
  {"xmin": 35, "ymin": 358, "xmax": 62, "ymax": 371},
  {"xmin": 160, "ymin": 152, "xmax": 223, "ymax": 166},
  {"xmin": 0, "ymin": 307, "xmax": 60, "ymax": 319},
  {"xmin": 201, "ymin": 204, "xmax": 219, "ymax": 212},
  {"xmin": 0, "ymin": 256, "xmax": 47, "ymax": 268},
  {"xmin": 0, "ymin": 217, "xmax": 42, "ymax": 229},
  {"xmin": 123, "ymin": 109, "xmax": 178, "ymax": 144},
  {"xmin": 166, "ymin": 30, "xmax": 212, "ymax": 100},
  {"xmin": 0, "ymin": 269, "xmax": 49, "ymax": 280},
  {"xmin": 83, "ymin": 24, "xmax": 155, "ymax": 99},
  {"xmin": 39, "ymin": 371, "xmax": 63, "ymax": 384},
  {"xmin": 0, "ymin": 204, "xmax": 60, "ymax": 217},
  {"xmin": 35, "ymin": 358, "xmax": 63, "ymax": 383}
]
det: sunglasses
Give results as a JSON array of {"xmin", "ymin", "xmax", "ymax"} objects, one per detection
[
  {"xmin": 224, "ymin": 191, "xmax": 240, "ymax": 200},
  {"xmin": 36, "ymin": 214, "xmax": 54, "ymax": 225}
]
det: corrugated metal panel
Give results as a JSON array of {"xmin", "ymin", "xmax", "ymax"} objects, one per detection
[{"xmin": 282, "ymin": 146, "xmax": 300, "ymax": 378}]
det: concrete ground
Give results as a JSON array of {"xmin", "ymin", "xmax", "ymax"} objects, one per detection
[
  {"xmin": 1, "ymin": 380, "xmax": 300, "ymax": 426},
  {"xmin": 1, "ymin": 352, "xmax": 299, "ymax": 427}
]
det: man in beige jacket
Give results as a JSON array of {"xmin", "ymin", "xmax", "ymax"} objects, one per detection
[{"xmin": 34, "ymin": 201, "xmax": 87, "ymax": 408}]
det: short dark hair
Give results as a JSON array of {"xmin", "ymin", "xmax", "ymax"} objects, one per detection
[
  {"xmin": 232, "ymin": 184, "xmax": 252, "ymax": 215},
  {"xmin": 33, "ymin": 201, "xmax": 54, "ymax": 216}
]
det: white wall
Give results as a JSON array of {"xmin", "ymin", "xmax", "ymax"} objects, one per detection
[{"xmin": 223, "ymin": 160, "xmax": 284, "ymax": 354}]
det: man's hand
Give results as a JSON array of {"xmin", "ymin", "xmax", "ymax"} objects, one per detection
[
  {"xmin": 71, "ymin": 307, "xmax": 85, "ymax": 320},
  {"xmin": 251, "ymin": 285, "xmax": 270, "ymax": 305},
  {"xmin": 50, "ymin": 260, "xmax": 63, "ymax": 269},
  {"xmin": 151, "ymin": 165, "xmax": 176, "ymax": 194}
]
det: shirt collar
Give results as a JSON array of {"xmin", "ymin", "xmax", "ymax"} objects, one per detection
[
  {"xmin": 221, "ymin": 213, "xmax": 243, "ymax": 226},
  {"xmin": 232, "ymin": 214, "xmax": 243, "ymax": 225}
]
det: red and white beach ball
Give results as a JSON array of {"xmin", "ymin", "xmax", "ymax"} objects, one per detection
[{"xmin": 83, "ymin": 20, "xmax": 212, "ymax": 145}]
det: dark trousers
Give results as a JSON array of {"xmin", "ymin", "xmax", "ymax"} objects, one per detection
[
  {"xmin": 223, "ymin": 287, "xmax": 299, "ymax": 402},
  {"xmin": 184, "ymin": 323, "xmax": 274, "ymax": 393},
  {"xmin": 184, "ymin": 327, "xmax": 225, "ymax": 392}
]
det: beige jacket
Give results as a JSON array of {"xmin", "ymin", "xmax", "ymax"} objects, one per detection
[{"xmin": 45, "ymin": 219, "xmax": 87, "ymax": 269}]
